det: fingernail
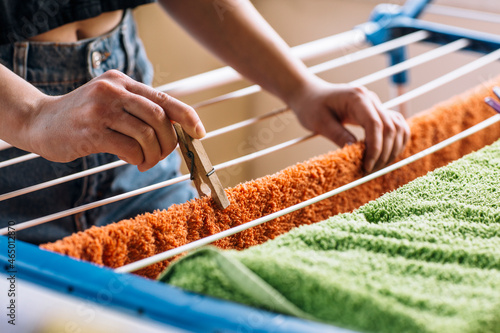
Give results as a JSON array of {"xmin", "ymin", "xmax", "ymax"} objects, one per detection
[
  {"xmin": 365, "ymin": 161, "xmax": 374, "ymax": 173},
  {"xmin": 195, "ymin": 121, "xmax": 206, "ymax": 138}
]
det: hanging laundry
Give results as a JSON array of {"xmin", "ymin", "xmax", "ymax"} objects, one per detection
[
  {"xmin": 160, "ymin": 138, "xmax": 500, "ymax": 333},
  {"xmin": 41, "ymin": 77, "xmax": 500, "ymax": 279}
]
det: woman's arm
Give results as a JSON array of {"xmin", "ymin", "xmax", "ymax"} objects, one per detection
[
  {"xmin": 159, "ymin": 0, "xmax": 410, "ymax": 172},
  {"xmin": 0, "ymin": 65, "xmax": 204, "ymax": 171}
]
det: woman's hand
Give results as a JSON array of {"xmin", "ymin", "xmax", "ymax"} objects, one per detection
[
  {"xmin": 289, "ymin": 78, "xmax": 410, "ymax": 173},
  {"xmin": 28, "ymin": 70, "xmax": 205, "ymax": 171}
]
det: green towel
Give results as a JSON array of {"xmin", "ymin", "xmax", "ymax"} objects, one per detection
[{"xmin": 159, "ymin": 140, "xmax": 500, "ymax": 333}]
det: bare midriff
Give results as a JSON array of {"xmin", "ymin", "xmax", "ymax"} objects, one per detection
[{"xmin": 28, "ymin": 10, "xmax": 124, "ymax": 43}]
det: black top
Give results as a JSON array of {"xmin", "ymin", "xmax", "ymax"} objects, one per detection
[{"xmin": 0, "ymin": 0, "xmax": 155, "ymax": 45}]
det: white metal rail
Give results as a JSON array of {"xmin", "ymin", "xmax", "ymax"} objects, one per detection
[
  {"xmin": 0, "ymin": 31, "xmax": 429, "ymax": 201},
  {"xmin": 0, "ymin": 33, "xmax": 466, "ymax": 203},
  {"xmin": 1, "ymin": 27, "xmax": 499, "ymax": 274},
  {"xmin": 115, "ymin": 113, "xmax": 500, "ymax": 273}
]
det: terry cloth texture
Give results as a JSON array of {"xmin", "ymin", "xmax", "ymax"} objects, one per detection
[
  {"xmin": 41, "ymin": 77, "xmax": 500, "ymax": 279},
  {"xmin": 160, "ymin": 140, "xmax": 500, "ymax": 333}
]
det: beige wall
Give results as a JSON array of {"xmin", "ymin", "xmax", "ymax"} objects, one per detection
[{"xmin": 134, "ymin": 1, "xmax": 500, "ymax": 188}]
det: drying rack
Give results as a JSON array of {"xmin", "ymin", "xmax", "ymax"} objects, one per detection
[{"xmin": 1, "ymin": 1, "xmax": 500, "ymax": 332}]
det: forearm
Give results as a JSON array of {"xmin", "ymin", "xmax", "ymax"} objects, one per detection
[
  {"xmin": 159, "ymin": 0, "xmax": 410, "ymax": 172},
  {"xmin": 159, "ymin": 0, "xmax": 317, "ymax": 105},
  {"xmin": 0, "ymin": 64, "xmax": 43, "ymax": 152}
]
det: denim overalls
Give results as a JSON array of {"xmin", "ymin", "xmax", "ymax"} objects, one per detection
[{"xmin": 0, "ymin": 10, "xmax": 196, "ymax": 244}]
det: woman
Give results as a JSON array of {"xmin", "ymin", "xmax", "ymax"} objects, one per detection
[{"xmin": 0, "ymin": 0, "xmax": 410, "ymax": 244}]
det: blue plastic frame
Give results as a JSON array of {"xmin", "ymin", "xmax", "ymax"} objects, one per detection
[
  {"xmin": 2, "ymin": 1, "xmax": 500, "ymax": 331},
  {"xmin": 359, "ymin": 0, "xmax": 500, "ymax": 83},
  {"xmin": 0, "ymin": 237, "xmax": 351, "ymax": 332}
]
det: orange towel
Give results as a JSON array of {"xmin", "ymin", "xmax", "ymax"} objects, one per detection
[{"xmin": 41, "ymin": 78, "xmax": 500, "ymax": 279}]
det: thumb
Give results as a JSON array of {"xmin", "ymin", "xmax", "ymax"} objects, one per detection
[{"xmin": 317, "ymin": 114, "xmax": 357, "ymax": 148}]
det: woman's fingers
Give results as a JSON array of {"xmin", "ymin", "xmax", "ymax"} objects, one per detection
[
  {"xmin": 314, "ymin": 108, "xmax": 357, "ymax": 148},
  {"xmin": 84, "ymin": 70, "xmax": 203, "ymax": 171},
  {"xmin": 345, "ymin": 87, "xmax": 384, "ymax": 172},
  {"xmin": 386, "ymin": 110, "xmax": 410, "ymax": 164},
  {"xmin": 291, "ymin": 82, "xmax": 411, "ymax": 173},
  {"xmin": 123, "ymin": 73, "xmax": 206, "ymax": 139},
  {"xmin": 366, "ymin": 90, "xmax": 410, "ymax": 170},
  {"xmin": 100, "ymin": 129, "xmax": 143, "ymax": 166},
  {"xmin": 348, "ymin": 87, "xmax": 410, "ymax": 172},
  {"xmin": 365, "ymin": 91, "xmax": 395, "ymax": 172},
  {"xmin": 104, "ymin": 107, "xmax": 162, "ymax": 171},
  {"xmin": 121, "ymin": 93, "xmax": 177, "ymax": 159}
]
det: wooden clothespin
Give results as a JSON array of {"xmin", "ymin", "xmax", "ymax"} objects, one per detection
[{"xmin": 173, "ymin": 123, "xmax": 230, "ymax": 209}]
